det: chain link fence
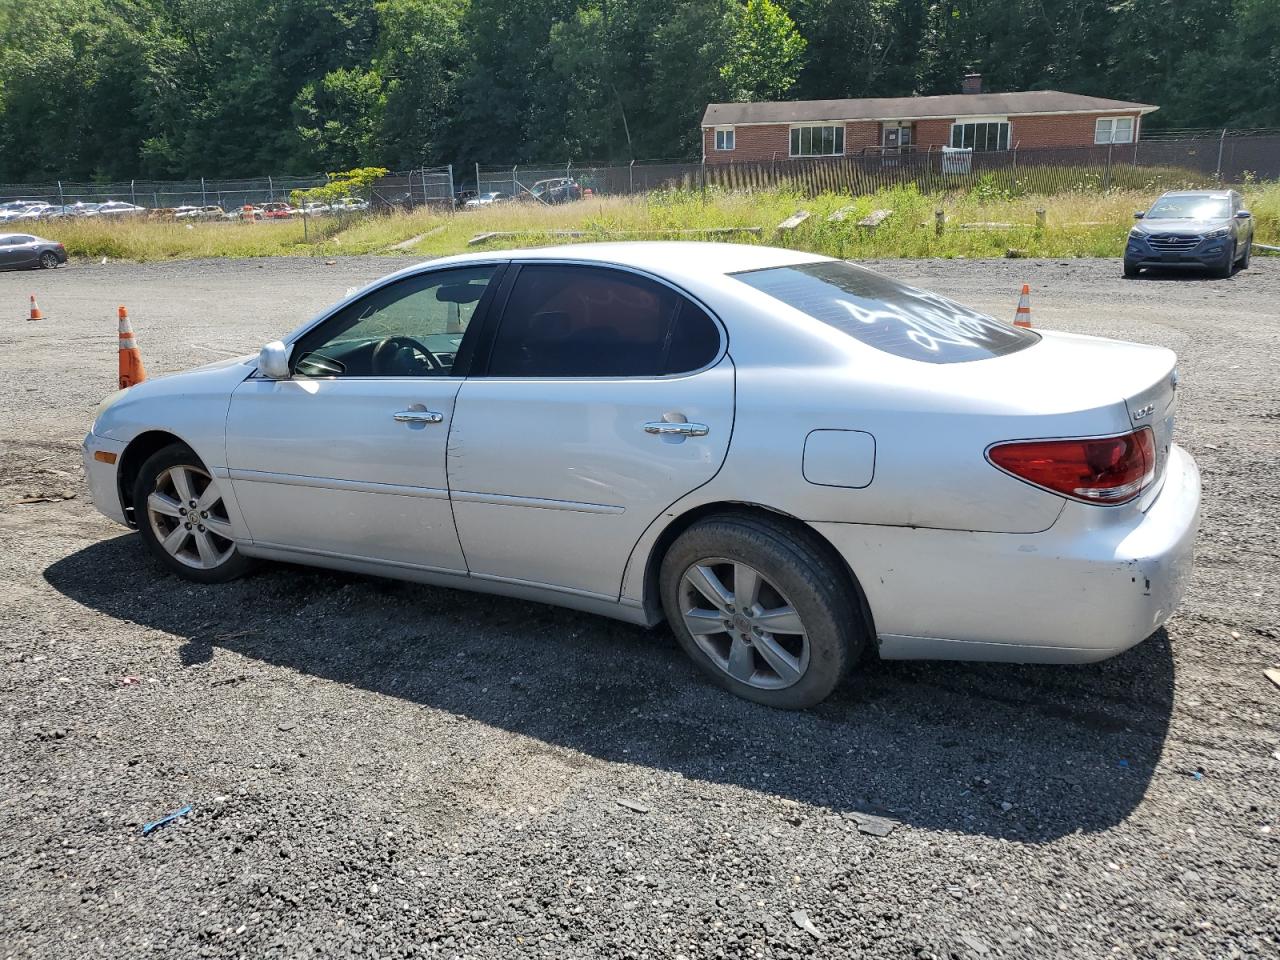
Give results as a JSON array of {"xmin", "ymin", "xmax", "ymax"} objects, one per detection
[
  {"xmin": 1, "ymin": 135, "xmax": 1275, "ymax": 216},
  {"xmin": 471, "ymin": 136, "xmax": 1279, "ymax": 203},
  {"xmin": 0, "ymin": 167, "xmax": 455, "ymax": 212}
]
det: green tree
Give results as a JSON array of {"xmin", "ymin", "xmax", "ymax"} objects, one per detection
[
  {"xmin": 648, "ymin": 0, "xmax": 735, "ymax": 156},
  {"xmin": 373, "ymin": 0, "xmax": 465, "ymax": 167},
  {"xmin": 295, "ymin": 67, "xmax": 386, "ymax": 169},
  {"xmin": 720, "ymin": 0, "xmax": 805, "ymax": 101}
]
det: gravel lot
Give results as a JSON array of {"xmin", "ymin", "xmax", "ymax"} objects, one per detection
[{"xmin": 2, "ymin": 254, "xmax": 1278, "ymax": 959}]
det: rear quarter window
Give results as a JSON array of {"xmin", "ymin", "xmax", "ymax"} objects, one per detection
[{"xmin": 733, "ymin": 260, "xmax": 1038, "ymax": 363}]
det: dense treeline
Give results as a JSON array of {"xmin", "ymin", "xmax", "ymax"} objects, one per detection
[{"xmin": 0, "ymin": 0, "xmax": 1276, "ymax": 181}]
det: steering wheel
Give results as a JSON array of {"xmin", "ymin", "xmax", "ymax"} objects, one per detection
[{"xmin": 370, "ymin": 335, "xmax": 442, "ymax": 376}]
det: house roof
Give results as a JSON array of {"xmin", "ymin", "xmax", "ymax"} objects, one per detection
[{"xmin": 702, "ymin": 91, "xmax": 1159, "ymax": 126}]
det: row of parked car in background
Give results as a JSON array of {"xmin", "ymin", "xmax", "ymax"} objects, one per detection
[
  {"xmin": 459, "ymin": 177, "xmax": 586, "ymax": 208},
  {"xmin": 0, "ymin": 199, "xmax": 151, "ymax": 222},
  {"xmin": 2, "ymin": 181, "xmax": 583, "ymax": 223},
  {"xmin": 0, "ymin": 197, "xmax": 372, "ymax": 224}
]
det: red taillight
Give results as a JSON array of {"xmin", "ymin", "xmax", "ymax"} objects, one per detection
[{"xmin": 988, "ymin": 428, "xmax": 1156, "ymax": 504}]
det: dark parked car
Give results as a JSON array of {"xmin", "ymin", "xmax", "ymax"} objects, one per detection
[
  {"xmin": 0, "ymin": 233, "xmax": 67, "ymax": 270},
  {"xmin": 527, "ymin": 177, "xmax": 582, "ymax": 204},
  {"xmin": 1125, "ymin": 190, "xmax": 1254, "ymax": 279}
]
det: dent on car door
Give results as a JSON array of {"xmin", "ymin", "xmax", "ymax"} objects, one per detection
[
  {"xmin": 448, "ymin": 263, "xmax": 734, "ymax": 600},
  {"xmin": 224, "ymin": 264, "xmax": 502, "ymax": 571}
]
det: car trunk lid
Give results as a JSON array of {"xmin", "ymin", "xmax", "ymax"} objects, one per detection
[{"xmin": 947, "ymin": 330, "xmax": 1178, "ymax": 504}]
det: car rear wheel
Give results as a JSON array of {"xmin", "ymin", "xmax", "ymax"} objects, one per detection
[
  {"xmin": 38, "ymin": 250, "xmax": 59, "ymax": 269},
  {"xmin": 133, "ymin": 443, "xmax": 254, "ymax": 583},
  {"xmin": 660, "ymin": 513, "xmax": 864, "ymax": 709}
]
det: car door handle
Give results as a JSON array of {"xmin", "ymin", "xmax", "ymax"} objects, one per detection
[
  {"xmin": 644, "ymin": 421, "xmax": 709, "ymax": 437},
  {"xmin": 393, "ymin": 410, "xmax": 444, "ymax": 424}
]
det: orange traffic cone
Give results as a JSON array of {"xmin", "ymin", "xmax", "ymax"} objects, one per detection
[
  {"xmin": 1013, "ymin": 283, "xmax": 1032, "ymax": 328},
  {"xmin": 27, "ymin": 294, "xmax": 43, "ymax": 321},
  {"xmin": 118, "ymin": 305, "xmax": 148, "ymax": 389}
]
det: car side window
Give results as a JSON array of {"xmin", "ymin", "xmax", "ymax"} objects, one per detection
[
  {"xmin": 486, "ymin": 265, "xmax": 721, "ymax": 377},
  {"xmin": 292, "ymin": 266, "xmax": 498, "ymax": 378}
]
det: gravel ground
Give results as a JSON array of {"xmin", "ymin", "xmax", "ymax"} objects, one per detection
[{"xmin": 1, "ymin": 254, "xmax": 1278, "ymax": 960}]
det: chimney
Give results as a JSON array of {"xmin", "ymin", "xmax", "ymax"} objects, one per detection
[{"xmin": 962, "ymin": 73, "xmax": 983, "ymax": 95}]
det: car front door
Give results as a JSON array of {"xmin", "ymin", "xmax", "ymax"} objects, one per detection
[
  {"xmin": 224, "ymin": 264, "xmax": 503, "ymax": 572},
  {"xmin": 447, "ymin": 262, "xmax": 734, "ymax": 601}
]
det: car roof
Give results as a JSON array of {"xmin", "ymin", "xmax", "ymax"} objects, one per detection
[
  {"xmin": 1159, "ymin": 190, "xmax": 1233, "ymax": 199},
  {"xmin": 420, "ymin": 241, "xmax": 829, "ymax": 280}
]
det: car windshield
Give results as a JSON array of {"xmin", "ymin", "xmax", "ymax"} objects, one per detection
[
  {"xmin": 1147, "ymin": 196, "xmax": 1230, "ymax": 219},
  {"xmin": 732, "ymin": 260, "xmax": 1039, "ymax": 364}
]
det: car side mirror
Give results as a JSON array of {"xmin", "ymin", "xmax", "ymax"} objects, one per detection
[
  {"xmin": 258, "ymin": 340, "xmax": 292, "ymax": 379},
  {"xmin": 1235, "ymin": 210, "xmax": 1251, "ymax": 219},
  {"xmin": 1133, "ymin": 211, "xmax": 1145, "ymax": 219}
]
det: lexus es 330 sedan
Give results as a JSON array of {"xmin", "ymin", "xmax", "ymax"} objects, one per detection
[{"xmin": 84, "ymin": 243, "xmax": 1201, "ymax": 708}]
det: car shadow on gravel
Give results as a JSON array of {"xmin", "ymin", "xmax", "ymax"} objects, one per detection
[{"xmin": 46, "ymin": 534, "xmax": 1175, "ymax": 843}]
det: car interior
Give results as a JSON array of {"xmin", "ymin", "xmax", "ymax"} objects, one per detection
[{"xmin": 294, "ymin": 279, "xmax": 489, "ymax": 377}]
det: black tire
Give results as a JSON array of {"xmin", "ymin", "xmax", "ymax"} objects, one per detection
[
  {"xmin": 1214, "ymin": 244, "xmax": 1235, "ymax": 279},
  {"xmin": 132, "ymin": 443, "xmax": 255, "ymax": 584},
  {"xmin": 659, "ymin": 512, "xmax": 865, "ymax": 709},
  {"xmin": 38, "ymin": 250, "xmax": 59, "ymax": 269},
  {"xmin": 1123, "ymin": 260, "xmax": 1140, "ymax": 278},
  {"xmin": 1239, "ymin": 239, "xmax": 1251, "ymax": 270}
]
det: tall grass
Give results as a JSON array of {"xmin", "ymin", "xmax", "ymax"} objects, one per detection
[{"xmin": 38, "ymin": 182, "xmax": 1280, "ymax": 263}]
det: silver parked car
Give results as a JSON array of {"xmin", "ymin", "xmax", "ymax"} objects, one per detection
[
  {"xmin": 95, "ymin": 201, "xmax": 147, "ymax": 218},
  {"xmin": 1125, "ymin": 190, "xmax": 1254, "ymax": 278},
  {"xmin": 83, "ymin": 243, "xmax": 1200, "ymax": 708}
]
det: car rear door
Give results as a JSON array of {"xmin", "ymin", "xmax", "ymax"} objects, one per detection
[{"xmin": 447, "ymin": 262, "xmax": 733, "ymax": 600}]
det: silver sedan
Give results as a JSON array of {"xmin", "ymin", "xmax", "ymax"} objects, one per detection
[{"xmin": 84, "ymin": 243, "xmax": 1200, "ymax": 708}]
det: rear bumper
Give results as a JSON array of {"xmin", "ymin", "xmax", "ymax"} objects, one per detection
[
  {"xmin": 82, "ymin": 432, "xmax": 128, "ymax": 525},
  {"xmin": 813, "ymin": 444, "xmax": 1201, "ymax": 664}
]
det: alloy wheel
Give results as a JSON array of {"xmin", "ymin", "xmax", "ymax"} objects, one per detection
[
  {"xmin": 39, "ymin": 251, "xmax": 58, "ymax": 268},
  {"xmin": 678, "ymin": 557, "xmax": 810, "ymax": 690},
  {"xmin": 145, "ymin": 465, "xmax": 236, "ymax": 570}
]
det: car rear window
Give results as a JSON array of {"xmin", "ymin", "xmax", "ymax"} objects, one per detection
[{"xmin": 732, "ymin": 260, "xmax": 1039, "ymax": 363}]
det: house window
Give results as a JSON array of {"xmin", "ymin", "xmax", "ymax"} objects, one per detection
[
  {"xmin": 790, "ymin": 124, "xmax": 845, "ymax": 157},
  {"xmin": 949, "ymin": 120, "xmax": 1010, "ymax": 151},
  {"xmin": 1095, "ymin": 117, "xmax": 1134, "ymax": 144},
  {"xmin": 714, "ymin": 127, "xmax": 735, "ymax": 151}
]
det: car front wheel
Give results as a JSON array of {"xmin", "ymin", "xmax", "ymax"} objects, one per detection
[
  {"xmin": 1239, "ymin": 240, "xmax": 1251, "ymax": 270},
  {"xmin": 1123, "ymin": 260, "xmax": 1140, "ymax": 278},
  {"xmin": 1214, "ymin": 243, "xmax": 1236, "ymax": 279},
  {"xmin": 660, "ymin": 513, "xmax": 865, "ymax": 709},
  {"xmin": 133, "ymin": 443, "xmax": 254, "ymax": 583}
]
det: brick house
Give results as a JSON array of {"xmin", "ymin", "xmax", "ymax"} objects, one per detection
[{"xmin": 701, "ymin": 75, "xmax": 1157, "ymax": 164}]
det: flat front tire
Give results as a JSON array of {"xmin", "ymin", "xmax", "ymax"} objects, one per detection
[
  {"xmin": 660, "ymin": 513, "xmax": 865, "ymax": 709},
  {"xmin": 133, "ymin": 443, "xmax": 254, "ymax": 583}
]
